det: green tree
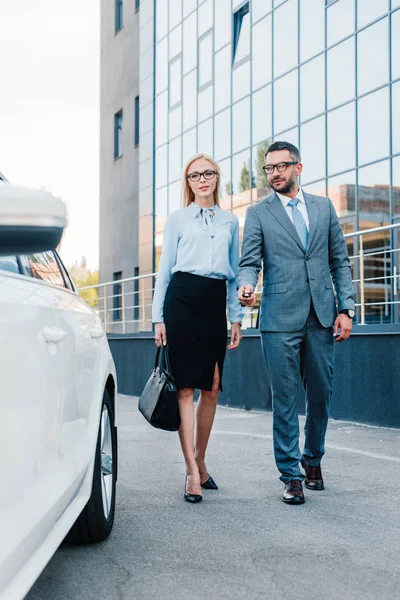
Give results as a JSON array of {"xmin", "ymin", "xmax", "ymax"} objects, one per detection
[
  {"xmin": 255, "ymin": 141, "xmax": 271, "ymax": 191},
  {"xmin": 225, "ymin": 181, "xmax": 233, "ymax": 195},
  {"xmin": 239, "ymin": 160, "xmax": 255, "ymax": 192},
  {"xmin": 69, "ymin": 257, "xmax": 99, "ymax": 308}
]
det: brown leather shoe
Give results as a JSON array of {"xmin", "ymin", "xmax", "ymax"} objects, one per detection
[
  {"xmin": 282, "ymin": 479, "xmax": 305, "ymax": 505},
  {"xmin": 301, "ymin": 458, "xmax": 324, "ymax": 490}
]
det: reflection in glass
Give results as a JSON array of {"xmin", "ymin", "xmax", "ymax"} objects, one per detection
[
  {"xmin": 183, "ymin": 12, "xmax": 197, "ymax": 74},
  {"xmin": 300, "ymin": 55, "xmax": 325, "ymax": 122},
  {"xmin": 140, "ymin": 131, "xmax": 153, "ymax": 162},
  {"xmin": 156, "ymin": 38, "xmax": 168, "ymax": 94},
  {"xmin": 252, "ymin": 141, "xmax": 272, "ymax": 203},
  {"xmin": 328, "ymin": 103, "xmax": 355, "ymax": 176},
  {"xmin": 169, "ymin": 180, "xmax": 182, "ymax": 214},
  {"xmin": 139, "ymin": 158, "xmax": 153, "ymax": 191},
  {"xmin": 183, "ymin": 127, "xmax": 197, "ymax": 162},
  {"xmin": 233, "ymin": 61, "xmax": 250, "ymax": 103},
  {"xmin": 169, "ymin": 105, "xmax": 182, "ymax": 139},
  {"xmin": 218, "ymin": 157, "xmax": 232, "ymax": 211},
  {"xmin": 155, "ymin": 187, "xmax": 168, "ymax": 273},
  {"xmin": 252, "ymin": 0, "xmax": 272, "ymax": 23},
  {"xmin": 140, "ymin": 101, "xmax": 152, "ymax": 135},
  {"xmin": 359, "ymin": 160, "xmax": 390, "ymax": 229},
  {"xmin": 198, "ymin": 0, "xmax": 213, "ymax": 37},
  {"xmin": 274, "ymin": 0, "xmax": 298, "ymax": 78},
  {"xmin": 234, "ymin": 9, "xmax": 250, "ymax": 64},
  {"xmin": 274, "ymin": 70, "xmax": 298, "ymax": 134},
  {"xmin": 393, "ymin": 0, "xmax": 400, "ymax": 8},
  {"xmin": 198, "ymin": 118, "xmax": 213, "ymax": 157},
  {"xmin": 327, "ymin": 38, "xmax": 355, "ymax": 109},
  {"xmin": 183, "ymin": 0, "xmax": 197, "ymax": 18},
  {"xmin": 302, "ymin": 180, "xmax": 327, "ymax": 198},
  {"xmin": 183, "ymin": 70, "xmax": 197, "ymax": 131},
  {"xmin": 232, "ymin": 97, "xmax": 250, "ymax": 154},
  {"xmin": 215, "ymin": 46, "xmax": 231, "ymax": 113},
  {"xmin": 156, "ymin": 0, "xmax": 168, "ymax": 41},
  {"xmin": 215, "ymin": 0, "xmax": 232, "ymax": 51},
  {"xmin": 358, "ymin": 18, "xmax": 388, "ymax": 97},
  {"xmin": 275, "ymin": 127, "xmax": 299, "ymax": 149},
  {"xmin": 392, "ymin": 9, "xmax": 400, "ymax": 82},
  {"xmin": 232, "ymin": 150, "xmax": 252, "ymax": 228},
  {"xmin": 393, "ymin": 156, "xmax": 400, "ymax": 219},
  {"xmin": 169, "ymin": 56, "xmax": 182, "ymax": 107},
  {"xmin": 300, "ymin": 116, "xmax": 326, "ymax": 184},
  {"xmin": 252, "ymin": 15, "xmax": 272, "ymax": 90},
  {"xmin": 198, "ymin": 85, "xmax": 213, "ymax": 123},
  {"xmin": 169, "ymin": 25, "xmax": 182, "ymax": 59},
  {"xmin": 357, "ymin": 0, "xmax": 387, "ymax": 29},
  {"xmin": 252, "ymin": 85, "xmax": 272, "ymax": 145},
  {"xmin": 199, "ymin": 32, "xmax": 213, "ymax": 88},
  {"xmin": 169, "ymin": 136, "xmax": 182, "ymax": 183},
  {"xmin": 156, "ymin": 91, "xmax": 168, "ymax": 147},
  {"xmin": 141, "ymin": 75, "xmax": 154, "ymax": 109},
  {"xmin": 327, "ymin": 171, "xmax": 356, "ymax": 218},
  {"xmin": 393, "ymin": 82, "xmax": 400, "ymax": 154},
  {"xmin": 214, "ymin": 108, "xmax": 231, "ymax": 160},
  {"xmin": 358, "ymin": 87, "xmax": 389, "ymax": 166},
  {"xmin": 300, "ymin": 0, "xmax": 325, "ymax": 63},
  {"xmin": 169, "ymin": 0, "xmax": 182, "ymax": 30},
  {"xmin": 327, "ymin": 0, "xmax": 355, "ymax": 47}
]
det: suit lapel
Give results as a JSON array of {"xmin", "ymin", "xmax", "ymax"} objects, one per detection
[
  {"xmin": 264, "ymin": 192, "xmax": 305, "ymax": 252},
  {"xmin": 304, "ymin": 192, "xmax": 319, "ymax": 252}
]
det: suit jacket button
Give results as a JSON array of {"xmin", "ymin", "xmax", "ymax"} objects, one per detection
[{"xmin": 306, "ymin": 278, "xmax": 309, "ymax": 282}]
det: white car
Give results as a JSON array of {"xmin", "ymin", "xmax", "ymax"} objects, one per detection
[{"xmin": 0, "ymin": 182, "xmax": 118, "ymax": 599}]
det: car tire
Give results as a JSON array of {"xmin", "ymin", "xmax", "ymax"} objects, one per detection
[{"xmin": 65, "ymin": 389, "xmax": 117, "ymax": 544}]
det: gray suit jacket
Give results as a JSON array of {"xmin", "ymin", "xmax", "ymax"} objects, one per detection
[{"xmin": 237, "ymin": 192, "xmax": 355, "ymax": 332}]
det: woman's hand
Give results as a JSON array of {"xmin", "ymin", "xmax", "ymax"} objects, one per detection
[
  {"xmin": 228, "ymin": 322, "xmax": 243, "ymax": 350},
  {"xmin": 154, "ymin": 322, "xmax": 167, "ymax": 347}
]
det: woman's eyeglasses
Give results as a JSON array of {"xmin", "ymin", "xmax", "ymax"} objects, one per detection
[
  {"xmin": 186, "ymin": 169, "xmax": 217, "ymax": 182},
  {"xmin": 262, "ymin": 161, "xmax": 299, "ymax": 175}
]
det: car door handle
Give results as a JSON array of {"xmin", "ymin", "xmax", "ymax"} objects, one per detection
[
  {"xmin": 90, "ymin": 326, "xmax": 104, "ymax": 339},
  {"xmin": 42, "ymin": 326, "xmax": 67, "ymax": 344}
]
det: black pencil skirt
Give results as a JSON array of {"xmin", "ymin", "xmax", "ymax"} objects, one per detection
[{"xmin": 164, "ymin": 271, "xmax": 228, "ymax": 391}]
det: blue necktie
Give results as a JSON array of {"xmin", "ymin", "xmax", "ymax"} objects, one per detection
[{"xmin": 288, "ymin": 198, "xmax": 308, "ymax": 250}]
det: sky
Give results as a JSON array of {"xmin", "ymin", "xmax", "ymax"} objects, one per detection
[{"xmin": 0, "ymin": 0, "xmax": 100, "ymax": 269}]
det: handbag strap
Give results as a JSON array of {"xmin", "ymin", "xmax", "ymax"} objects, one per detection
[{"xmin": 154, "ymin": 344, "xmax": 173, "ymax": 376}]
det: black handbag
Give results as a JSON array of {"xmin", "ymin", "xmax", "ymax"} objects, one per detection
[{"xmin": 138, "ymin": 344, "xmax": 180, "ymax": 431}]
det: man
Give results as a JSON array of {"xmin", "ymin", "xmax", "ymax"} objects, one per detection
[{"xmin": 237, "ymin": 141, "xmax": 355, "ymax": 505}]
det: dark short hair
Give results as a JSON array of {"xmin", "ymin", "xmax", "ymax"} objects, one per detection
[{"xmin": 264, "ymin": 141, "xmax": 301, "ymax": 162}]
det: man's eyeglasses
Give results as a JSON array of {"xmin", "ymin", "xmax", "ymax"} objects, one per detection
[
  {"xmin": 263, "ymin": 161, "xmax": 299, "ymax": 175},
  {"xmin": 186, "ymin": 169, "xmax": 217, "ymax": 182}
]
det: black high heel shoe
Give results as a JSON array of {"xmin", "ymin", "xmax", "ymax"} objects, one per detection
[
  {"xmin": 184, "ymin": 475, "xmax": 202, "ymax": 503},
  {"xmin": 200, "ymin": 474, "xmax": 218, "ymax": 490}
]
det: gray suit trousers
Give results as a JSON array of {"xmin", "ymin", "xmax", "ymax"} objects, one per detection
[{"xmin": 261, "ymin": 304, "xmax": 334, "ymax": 483}]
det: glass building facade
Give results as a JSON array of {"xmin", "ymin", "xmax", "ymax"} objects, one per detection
[{"xmin": 138, "ymin": 0, "xmax": 400, "ymax": 327}]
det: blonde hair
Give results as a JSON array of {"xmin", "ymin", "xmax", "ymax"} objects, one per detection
[{"xmin": 182, "ymin": 153, "xmax": 221, "ymax": 208}]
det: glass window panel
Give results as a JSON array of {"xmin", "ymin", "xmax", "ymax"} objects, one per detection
[
  {"xmin": 300, "ymin": 55, "xmax": 325, "ymax": 122},
  {"xmin": 274, "ymin": 70, "xmax": 298, "ymax": 134},
  {"xmin": 358, "ymin": 18, "xmax": 389, "ymax": 97},
  {"xmin": 252, "ymin": 85, "xmax": 272, "ymax": 145},
  {"xmin": 214, "ymin": 108, "xmax": 231, "ymax": 160},
  {"xmin": 328, "ymin": 102, "xmax": 356, "ymax": 175},
  {"xmin": 327, "ymin": 171, "xmax": 356, "ymax": 219},
  {"xmin": 218, "ymin": 157, "xmax": 232, "ymax": 211},
  {"xmin": 198, "ymin": 85, "xmax": 213, "ymax": 122},
  {"xmin": 327, "ymin": 0, "xmax": 355, "ymax": 47},
  {"xmin": 392, "ymin": 9, "xmax": 400, "ymax": 81},
  {"xmin": 252, "ymin": 15, "xmax": 272, "ymax": 90},
  {"xmin": 155, "ymin": 188, "xmax": 168, "ymax": 264},
  {"xmin": 358, "ymin": 87, "xmax": 389, "ymax": 165},
  {"xmin": 141, "ymin": 75, "xmax": 154, "ymax": 108},
  {"xmin": 0, "ymin": 255, "xmax": 19, "ymax": 274},
  {"xmin": 183, "ymin": 127, "xmax": 197, "ymax": 162},
  {"xmin": 233, "ymin": 61, "xmax": 250, "ymax": 102},
  {"xmin": 140, "ymin": 130, "xmax": 153, "ymax": 161},
  {"xmin": 252, "ymin": 0, "xmax": 272, "ymax": 24},
  {"xmin": 274, "ymin": 0, "xmax": 298, "ymax": 77},
  {"xmin": 215, "ymin": 46, "xmax": 231, "ymax": 112},
  {"xmin": 23, "ymin": 252, "xmax": 65, "ymax": 287},
  {"xmin": 139, "ymin": 186, "xmax": 153, "ymax": 218},
  {"xmin": 300, "ymin": 0, "xmax": 325, "ymax": 63},
  {"xmin": 183, "ymin": 12, "xmax": 197, "ymax": 74},
  {"xmin": 169, "ymin": 25, "xmax": 182, "ymax": 59},
  {"xmin": 232, "ymin": 97, "xmax": 250, "ymax": 153},
  {"xmin": 215, "ymin": 0, "xmax": 231, "ymax": 51},
  {"xmin": 234, "ymin": 10, "xmax": 250, "ymax": 64},
  {"xmin": 393, "ymin": 0, "xmax": 400, "ymax": 8},
  {"xmin": 198, "ymin": 118, "xmax": 213, "ymax": 156},
  {"xmin": 169, "ymin": 56, "xmax": 182, "ymax": 107},
  {"xmin": 359, "ymin": 160, "xmax": 390, "ymax": 227},
  {"xmin": 156, "ymin": 91, "xmax": 168, "ymax": 146},
  {"xmin": 169, "ymin": 136, "xmax": 182, "ymax": 182},
  {"xmin": 300, "ymin": 116, "xmax": 326, "ymax": 184},
  {"xmin": 198, "ymin": 0, "xmax": 213, "ymax": 37},
  {"xmin": 252, "ymin": 140, "xmax": 272, "ymax": 203},
  {"xmin": 169, "ymin": 0, "xmax": 182, "ymax": 30},
  {"xmin": 156, "ymin": 144, "xmax": 168, "ymax": 189},
  {"xmin": 140, "ymin": 0, "xmax": 154, "ymax": 26},
  {"xmin": 327, "ymin": 38, "xmax": 355, "ymax": 109},
  {"xmin": 183, "ymin": 0, "xmax": 197, "ymax": 18},
  {"xmin": 393, "ymin": 82, "xmax": 400, "ymax": 154},
  {"xmin": 357, "ymin": 0, "xmax": 388, "ymax": 29},
  {"xmin": 393, "ymin": 156, "xmax": 400, "ymax": 219},
  {"xmin": 169, "ymin": 180, "xmax": 183, "ymax": 213},
  {"xmin": 183, "ymin": 70, "xmax": 197, "ymax": 131},
  {"xmin": 169, "ymin": 105, "xmax": 182, "ymax": 138},
  {"xmin": 140, "ymin": 46, "xmax": 154, "ymax": 83},
  {"xmin": 156, "ymin": 0, "xmax": 168, "ymax": 41},
  {"xmin": 276, "ymin": 126, "xmax": 299, "ymax": 149},
  {"xmin": 140, "ymin": 19, "xmax": 154, "ymax": 57},
  {"xmin": 139, "ymin": 157, "xmax": 153, "ymax": 190},
  {"xmin": 199, "ymin": 32, "xmax": 213, "ymax": 88},
  {"xmin": 302, "ymin": 180, "xmax": 327, "ymax": 197},
  {"xmin": 232, "ymin": 150, "xmax": 252, "ymax": 222},
  {"xmin": 156, "ymin": 38, "xmax": 168, "ymax": 94},
  {"xmin": 140, "ymin": 101, "xmax": 152, "ymax": 135}
]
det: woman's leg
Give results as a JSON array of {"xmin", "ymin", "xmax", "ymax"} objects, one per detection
[
  {"xmin": 177, "ymin": 386, "xmax": 201, "ymax": 495},
  {"xmin": 195, "ymin": 364, "xmax": 220, "ymax": 484}
]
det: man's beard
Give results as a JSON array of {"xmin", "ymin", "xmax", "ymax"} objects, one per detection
[{"xmin": 270, "ymin": 176, "xmax": 297, "ymax": 195}]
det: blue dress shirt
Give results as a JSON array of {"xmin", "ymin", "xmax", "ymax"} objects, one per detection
[{"xmin": 152, "ymin": 201, "xmax": 244, "ymax": 324}]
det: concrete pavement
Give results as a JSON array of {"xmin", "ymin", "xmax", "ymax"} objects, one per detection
[{"xmin": 28, "ymin": 394, "xmax": 400, "ymax": 600}]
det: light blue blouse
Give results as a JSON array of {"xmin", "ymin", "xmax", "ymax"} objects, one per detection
[{"xmin": 152, "ymin": 202, "xmax": 244, "ymax": 324}]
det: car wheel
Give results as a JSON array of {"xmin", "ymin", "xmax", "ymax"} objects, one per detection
[{"xmin": 65, "ymin": 389, "xmax": 117, "ymax": 544}]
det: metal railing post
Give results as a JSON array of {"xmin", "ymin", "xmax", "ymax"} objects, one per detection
[
  {"xmin": 141, "ymin": 278, "xmax": 146, "ymax": 331},
  {"xmin": 121, "ymin": 282, "xmax": 126, "ymax": 334},
  {"xmin": 103, "ymin": 286, "xmax": 108, "ymax": 332},
  {"xmin": 359, "ymin": 234, "xmax": 365, "ymax": 325}
]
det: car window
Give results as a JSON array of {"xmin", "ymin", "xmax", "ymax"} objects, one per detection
[
  {"xmin": 0, "ymin": 255, "xmax": 19, "ymax": 274},
  {"xmin": 20, "ymin": 251, "xmax": 66, "ymax": 288},
  {"xmin": 55, "ymin": 252, "xmax": 75, "ymax": 291}
]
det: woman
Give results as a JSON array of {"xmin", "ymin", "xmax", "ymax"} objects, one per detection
[{"xmin": 152, "ymin": 153, "xmax": 244, "ymax": 504}]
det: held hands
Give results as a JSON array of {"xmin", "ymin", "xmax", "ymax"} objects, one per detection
[
  {"xmin": 238, "ymin": 285, "xmax": 256, "ymax": 307},
  {"xmin": 333, "ymin": 314, "xmax": 353, "ymax": 342},
  {"xmin": 228, "ymin": 322, "xmax": 243, "ymax": 350},
  {"xmin": 154, "ymin": 322, "xmax": 167, "ymax": 347}
]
